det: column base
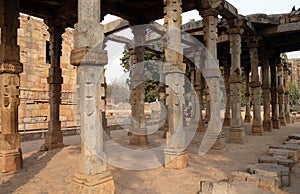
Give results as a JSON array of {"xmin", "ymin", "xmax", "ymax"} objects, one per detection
[
  {"xmin": 164, "ymin": 149, "xmax": 188, "ymax": 170},
  {"xmin": 272, "ymin": 119, "xmax": 280, "ymax": 129},
  {"xmin": 228, "ymin": 127, "xmax": 246, "ymax": 144},
  {"xmin": 129, "ymin": 135, "xmax": 148, "ymax": 146},
  {"xmin": 73, "ymin": 171, "xmax": 115, "ymax": 194},
  {"xmin": 263, "ymin": 121, "xmax": 272, "ymax": 132},
  {"xmin": 252, "ymin": 125, "xmax": 264, "ymax": 136},
  {"xmin": 279, "ymin": 117, "xmax": 287, "ymax": 126},
  {"xmin": 223, "ymin": 118, "xmax": 231, "ymax": 127},
  {"xmin": 0, "ymin": 148, "xmax": 23, "ymax": 173},
  {"xmin": 41, "ymin": 131, "xmax": 64, "ymax": 151},
  {"xmin": 211, "ymin": 132, "xmax": 226, "ymax": 150},
  {"xmin": 244, "ymin": 115, "xmax": 252, "ymax": 123}
]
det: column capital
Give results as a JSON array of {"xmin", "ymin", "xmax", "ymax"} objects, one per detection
[
  {"xmin": 71, "ymin": 47, "xmax": 108, "ymax": 66},
  {"xmin": 228, "ymin": 19, "xmax": 245, "ymax": 35},
  {"xmin": 246, "ymin": 36, "xmax": 263, "ymax": 48}
]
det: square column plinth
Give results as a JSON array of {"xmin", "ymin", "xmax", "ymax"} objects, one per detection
[{"xmin": 164, "ymin": 149, "xmax": 189, "ymax": 170}]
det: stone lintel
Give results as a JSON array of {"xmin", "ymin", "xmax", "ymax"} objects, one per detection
[
  {"xmin": 0, "ymin": 62, "xmax": 23, "ymax": 74},
  {"xmin": 200, "ymin": 8, "xmax": 220, "ymax": 18},
  {"xmin": 71, "ymin": 47, "xmax": 108, "ymax": 66}
]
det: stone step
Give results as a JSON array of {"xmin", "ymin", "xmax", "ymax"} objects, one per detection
[
  {"xmin": 284, "ymin": 139, "xmax": 300, "ymax": 145},
  {"xmin": 269, "ymin": 144, "xmax": 300, "ymax": 160},
  {"xmin": 287, "ymin": 134, "xmax": 300, "ymax": 140},
  {"xmin": 199, "ymin": 180, "xmax": 274, "ymax": 194},
  {"xmin": 245, "ymin": 163, "xmax": 290, "ymax": 187},
  {"xmin": 258, "ymin": 155, "xmax": 295, "ymax": 169},
  {"xmin": 267, "ymin": 148, "xmax": 298, "ymax": 162}
]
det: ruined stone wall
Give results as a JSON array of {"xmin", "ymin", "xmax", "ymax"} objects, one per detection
[
  {"xmin": 17, "ymin": 15, "xmax": 77, "ymax": 131},
  {"xmin": 288, "ymin": 58, "xmax": 300, "ymax": 90}
]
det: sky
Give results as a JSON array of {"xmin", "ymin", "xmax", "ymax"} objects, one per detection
[{"xmin": 103, "ymin": 0, "xmax": 300, "ymax": 83}]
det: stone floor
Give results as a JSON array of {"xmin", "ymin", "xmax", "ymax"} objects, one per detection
[{"xmin": 0, "ymin": 122, "xmax": 300, "ymax": 194}]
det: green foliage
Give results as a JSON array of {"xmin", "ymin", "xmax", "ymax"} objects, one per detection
[
  {"xmin": 120, "ymin": 49, "xmax": 160, "ymax": 102},
  {"xmin": 289, "ymin": 82, "xmax": 300, "ymax": 105}
]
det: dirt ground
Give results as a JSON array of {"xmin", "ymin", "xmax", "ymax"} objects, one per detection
[{"xmin": 0, "ymin": 122, "xmax": 300, "ymax": 194}]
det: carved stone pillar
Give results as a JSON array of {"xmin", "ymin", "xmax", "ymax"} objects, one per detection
[
  {"xmin": 283, "ymin": 61, "xmax": 291, "ymax": 124},
  {"xmin": 201, "ymin": 9, "xmax": 225, "ymax": 150},
  {"xmin": 244, "ymin": 65, "xmax": 252, "ymax": 123},
  {"xmin": 261, "ymin": 50, "xmax": 272, "ymax": 132},
  {"xmin": 129, "ymin": 27, "xmax": 147, "ymax": 145},
  {"xmin": 223, "ymin": 61, "xmax": 231, "ymax": 127},
  {"xmin": 194, "ymin": 52, "xmax": 205, "ymax": 132},
  {"xmin": 270, "ymin": 54, "xmax": 280, "ymax": 129},
  {"xmin": 70, "ymin": 0, "xmax": 114, "ymax": 192},
  {"xmin": 0, "ymin": 0, "xmax": 23, "ymax": 173},
  {"xmin": 204, "ymin": 86, "xmax": 211, "ymax": 123},
  {"xmin": 277, "ymin": 57, "xmax": 286, "ymax": 126},
  {"xmin": 41, "ymin": 23, "xmax": 65, "ymax": 151},
  {"xmin": 100, "ymin": 76, "xmax": 109, "ymax": 138},
  {"xmin": 228, "ymin": 24, "xmax": 246, "ymax": 143},
  {"xmin": 158, "ymin": 53, "xmax": 168, "ymax": 138},
  {"xmin": 248, "ymin": 37, "xmax": 264, "ymax": 135},
  {"xmin": 164, "ymin": 0, "xmax": 188, "ymax": 169}
]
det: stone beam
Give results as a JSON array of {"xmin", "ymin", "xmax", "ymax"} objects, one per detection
[
  {"xmin": 107, "ymin": 34, "xmax": 131, "ymax": 44},
  {"xmin": 104, "ymin": 19, "xmax": 129, "ymax": 36},
  {"xmin": 260, "ymin": 22, "xmax": 300, "ymax": 35}
]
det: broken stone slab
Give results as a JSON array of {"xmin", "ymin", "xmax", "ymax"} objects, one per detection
[
  {"xmin": 284, "ymin": 139, "xmax": 300, "ymax": 145},
  {"xmin": 245, "ymin": 163, "xmax": 290, "ymax": 187},
  {"xmin": 287, "ymin": 134, "xmax": 300, "ymax": 140},
  {"xmin": 199, "ymin": 180, "xmax": 274, "ymax": 194},
  {"xmin": 258, "ymin": 155, "xmax": 295, "ymax": 169},
  {"xmin": 269, "ymin": 144, "xmax": 300, "ymax": 160},
  {"xmin": 228, "ymin": 171, "xmax": 279, "ymax": 193},
  {"xmin": 267, "ymin": 148, "xmax": 298, "ymax": 162}
]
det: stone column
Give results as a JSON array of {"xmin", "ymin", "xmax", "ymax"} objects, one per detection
[
  {"xmin": 270, "ymin": 54, "xmax": 280, "ymax": 129},
  {"xmin": 244, "ymin": 65, "xmax": 252, "ymax": 123},
  {"xmin": 194, "ymin": 52, "xmax": 205, "ymax": 132},
  {"xmin": 41, "ymin": 23, "xmax": 65, "ymax": 151},
  {"xmin": 0, "ymin": 0, "xmax": 23, "ymax": 173},
  {"xmin": 248, "ymin": 37, "xmax": 264, "ymax": 135},
  {"xmin": 100, "ymin": 76, "xmax": 109, "ymax": 138},
  {"xmin": 261, "ymin": 50, "xmax": 272, "ymax": 131},
  {"xmin": 158, "ymin": 53, "xmax": 168, "ymax": 138},
  {"xmin": 201, "ymin": 9, "xmax": 225, "ymax": 150},
  {"xmin": 277, "ymin": 57, "xmax": 286, "ymax": 126},
  {"xmin": 128, "ymin": 27, "xmax": 147, "ymax": 145},
  {"xmin": 223, "ymin": 60, "xmax": 231, "ymax": 127},
  {"xmin": 228, "ymin": 23, "xmax": 246, "ymax": 143},
  {"xmin": 70, "ymin": 0, "xmax": 114, "ymax": 192},
  {"xmin": 283, "ymin": 61, "xmax": 291, "ymax": 124},
  {"xmin": 204, "ymin": 86, "xmax": 211, "ymax": 123},
  {"xmin": 164, "ymin": 0, "xmax": 188, "ymax": 169}
]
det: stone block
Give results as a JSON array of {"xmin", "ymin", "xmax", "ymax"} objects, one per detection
[
  {"xmin": 269, "ymin": 144, "xmax": 300, "ymax": 160},
  {"xmin": 73, "ymin": 171, "xmax": 114, "ymax": 194},
  {"xmin": 0, "ymin": 149, "xmax": 23, "ymax": 172},
  {"xmin": 267, "ymin": 148, "xmax": 298, "ymax": 162},
  {"xmin": 284, "ymin": 140, "xmax": 300, "ymax": 145},
  {"xmin": 228, "ymin": 171, "xmax": 250, "ymax": 182},
  {"xmin": 287, "ymin": 134, "xmax": 300, "ymax": 140},
  {"xmin": 164, "ymin": 150, "xmax": 188, "ymax": 170},
  {"xmin": 258, "ymin": 155, "xmax": 295, "ymax": 169},
  {"xmin": 245, "ymin": 163, "xmax": 290, "ymax": 187}
]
